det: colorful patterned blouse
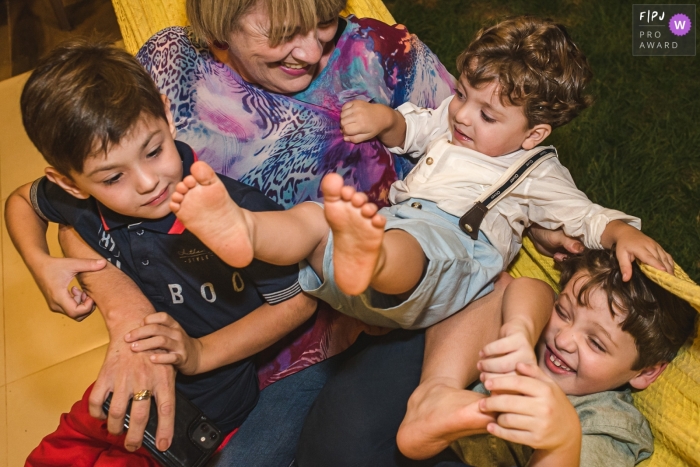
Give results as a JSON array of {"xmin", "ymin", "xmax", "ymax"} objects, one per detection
[{"xmin": 137, "ymin": 15, "xmax": 455, "ymax": 384}]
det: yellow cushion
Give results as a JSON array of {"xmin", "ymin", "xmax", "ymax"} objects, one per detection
[
  {"xmin": 109, "ymin": 1, "xmax": 700, "ymax": 463},
  {"xmin": 509, "ymin": 239, "xmax": 700, "ymax": 467},
  {"xmin": 111, "ymin": 0, "xmax": 395, "ymax": 54}
]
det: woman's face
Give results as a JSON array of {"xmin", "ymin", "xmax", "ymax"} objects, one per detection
[{"xmin": 225, "ymin": 5, "xmax": 339, "ymax": 94}]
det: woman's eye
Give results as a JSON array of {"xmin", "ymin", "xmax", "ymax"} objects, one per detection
[
  {"xmin": 103, "ymin": 174, "xmax": 122, "ymax": 185},
  {"xmin": 481, "ymin": 111, "xmax": 496, "ymax": 123},
  {"xmin": 318, "ymin": 19, "xmax": 337, "ymax": 28}
]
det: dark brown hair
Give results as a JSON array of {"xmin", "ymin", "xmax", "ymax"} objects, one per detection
[
  {"xmin": 559, "ymin": 249, "xmax": 696, "ymax": 370},
  {"xmin": 457, "ymin": 16, "xmax": 593, "ymax": 129},
  {"xmin": 20, "ymin": 39, "xmax": 167, "ymax": 176}
]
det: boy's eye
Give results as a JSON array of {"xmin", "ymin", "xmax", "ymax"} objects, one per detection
[
  {"xmin": 589, "ymin": 338, "xmax": 606, "ymax": 352},
  {"xmin": 455, "ymin": 89, "xmax": 466, "ymax": 100},
  {"xmin": 554, "ymin": 304, "xmax": 567, "ymax": 319},
  {"xmin": 481, "ymin": 111, "xmax": 496, "ymax": 123},
  {"xmin": 146, "ymin": 146, "xmax": 162, "ymax": 159},
  {"xmin": 103, "ymin": 174, "xmax": 122, "ymax": 185}
]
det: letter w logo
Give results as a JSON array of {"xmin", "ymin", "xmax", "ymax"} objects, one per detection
[{"xmin": 674, "ymin": 20, "xmax": 686, "ymax": 30}]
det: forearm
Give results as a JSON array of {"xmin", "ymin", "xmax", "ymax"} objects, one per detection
[
  {"xmin": 59, "ymin": 226, "xmax": 156, "ymax": 335},
  {"xmin": 500, "ymin": 277, "xmax": 554, "ymax": 347},
  {"xmin": 5, "ymin": 185, "xmax": 52, "ymax": 273},
  {"xmin": 528, "ymin": 437, "xmax": 581, "ymax": 467},
  {"xmin": 599, "ymin": 219, "xmax": 631, "ymax": 249},
  {"xmin": 196, "ymin": 292, "xmax": 317, "ymax": 373},
  {"xmin": 377, "ymin": 108, "xmax": 407, "ymax": 149}
]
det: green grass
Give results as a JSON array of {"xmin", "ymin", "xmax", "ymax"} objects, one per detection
[{"xmin": 386, "ymin": 0, "xmax": 700, "ymax": 282}]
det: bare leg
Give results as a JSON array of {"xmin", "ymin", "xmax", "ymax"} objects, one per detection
[
  {"xmin": 322, "ymin": 174, "xmax": 426, "ymax": 296},
  {"xmin": 170, "ymin": 161, "xmax": 330, "ymax": 268},
  {"xmin": 397, "ymin": 273, "xmax": 512, "ymax": 459}
]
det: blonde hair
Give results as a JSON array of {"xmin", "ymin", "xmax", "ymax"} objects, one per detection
[{"xmin": 187, "ymin": 0, "xmax": 347, "ymax": 47}]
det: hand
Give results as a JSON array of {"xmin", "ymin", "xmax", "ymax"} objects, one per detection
[
  {"xmin": 480, "ymin": 363, "xmax": 581, "ymax": 456},
  {"xmin": 125, "ymin": 312, "xmax": 203, "ymax": 375},
  {"xmin": 397, "ymin": 378, "xmax": 495, "ymax": 460},
  {"xmin": 340, "ymin": 100, "xmax": 397, "ymax": 144},
  {"xmin": 603, "ymin": 221, "xmax": 674, "ymax": 281},
  {"xmin": 527, "ymin": 225, "xmax": 584, "ymax": 262},
  {"xmin": 89, "ymin": 336, "xmax": 177, "ymax": 452},
  {"xmin": 478, "ymin": 332, "xmax": 538, "ymax": 382},
  {"xmin": 33, "ymin": 255, "xmax": 106, "ymax": 321}
]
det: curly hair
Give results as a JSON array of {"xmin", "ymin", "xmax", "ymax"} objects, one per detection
[
  {"xmin": 558, "ymin": 249, "xmax": 697, "ymax": 371},
  {"xmin": 457, "ymin": 16, "xmax": 594, "ymax": 129}
]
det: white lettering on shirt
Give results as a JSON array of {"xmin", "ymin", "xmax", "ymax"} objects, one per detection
[
  {"xmin": 169, "ymin": 284, "xmax": 184, "ymax": 304},
  {"xmin": 201, "ymin": 283, "xmax": 217, "ymax": 303}
]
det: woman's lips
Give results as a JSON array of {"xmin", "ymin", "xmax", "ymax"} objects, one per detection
[
  {"xmin": 279, "ymin": 62, "xmax": 311, "ymax": 77},
  {"xmin": 544, "ymin": 346, "xmax": 575, "ymax": 374}
]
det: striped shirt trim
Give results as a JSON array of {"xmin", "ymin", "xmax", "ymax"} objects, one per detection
[
  {"xmin": 262, "ymin": 281, "xmax": 302, "ymax": 305},
  {"xmin": 30, "ymin": 178, "xmax": 50, "ymax": 222}
]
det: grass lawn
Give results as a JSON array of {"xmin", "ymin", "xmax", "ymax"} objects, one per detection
[{"xmin": 386, "ymin": 0, "xmax": 700, "ymax": 282}]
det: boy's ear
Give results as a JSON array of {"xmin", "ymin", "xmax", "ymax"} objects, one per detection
[
  {"xmin": 521, "ymin": 124, "xmax": 552, "ymax": 150},
  {"xmin": 628, "ymin": 362, "xmax": 668, "ymax": 390},
  {"xmin": 161, "ymin": 94, "xmax": 177, "ymax": 139},
  {"xmin": 44, "ymin": 167, "xmax": 90, "ymax": 200}
]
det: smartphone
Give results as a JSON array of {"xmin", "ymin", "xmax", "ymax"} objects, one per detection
[{"xmin": 103, "ymin": 390, "xmax": 223, "ymax": 467}]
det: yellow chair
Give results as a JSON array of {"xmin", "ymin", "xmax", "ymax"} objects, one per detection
[{"xmin": 109, "ymin": 1, "xmax": 700, "ymax": 465}]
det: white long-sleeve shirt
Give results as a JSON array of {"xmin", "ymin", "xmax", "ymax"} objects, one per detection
[{"xmin": 388, "ymin": 96, "xmax": 641, "ymax": 268}]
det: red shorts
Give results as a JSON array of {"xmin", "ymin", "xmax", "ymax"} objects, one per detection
[{"xmin": 25, "ymin": 384, "xmax": 235, "ymax": 467}]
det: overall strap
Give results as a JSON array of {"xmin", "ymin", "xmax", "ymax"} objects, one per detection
[{"xmin": 459, "ymin": 146, "xmax": 558, "ymax": 240}]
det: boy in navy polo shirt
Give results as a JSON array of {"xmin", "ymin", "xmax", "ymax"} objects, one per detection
[{"xmin": 5, "ymin": 40, "xmax": 316, "ymax": 463}]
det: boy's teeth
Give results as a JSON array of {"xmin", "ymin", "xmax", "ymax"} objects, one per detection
[{"xmin": 549, "ymin": 353, "xmax": 573, "ymax": 371}]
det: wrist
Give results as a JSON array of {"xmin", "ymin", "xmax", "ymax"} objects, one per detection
[{"xmin": 500, "ymin": 319, "xmax": 536, "ymax": 345}]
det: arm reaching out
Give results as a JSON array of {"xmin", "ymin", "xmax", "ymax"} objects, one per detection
[
  {"xmin": 126, "ymin": 293, "xmax": 318, "ymax": 375},
  {"xmin": 340, "ymin": 100, "xmax": 407, "ymax": 147},
  {"xmin": 58, "ymin": 227, "xmax": 177, "ymax": 453},
  {"xmin": 478, "ymin": 277, "xmax": 554, "ymax": 381},
  {"xmin": 600, "ymin": 220, "xmax": 674, "ymax": 281},
  {"xmin": 5, "ymin": 183, "xmax": 107, "ymax": 320}
]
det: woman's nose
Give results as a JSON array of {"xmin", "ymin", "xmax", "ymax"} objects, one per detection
[{"xmin": 290, "ymin": 30, "xmax": 323, "ymax": 65}]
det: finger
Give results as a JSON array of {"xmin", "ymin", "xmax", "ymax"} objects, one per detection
[
  {"xmin": 341, "ymin": 101, "xmax": 354, "ymax": 111},
  {"xmin": 480, "ymin": 394, "xmax": 533, "ymax": 416},
  {"xmin": 69, "ymin": 257, "xmax": 107, "ymax": 273},
  {"xmin": 562, "ymin": 237, "xmax": 584, "ymax": 254},
  {"xmin": 154, "ymin": 386, "xmax": 176, "ymax": 451},
  {"xmin": 149, "ymin": 353, "xmax": 181, "ymax": 365},
  {"xmin": 495, "ymin": 412, "xmax": 534, "ymax": 431},
  {"xmin": 125, "ymin": 323, "xmax": 176, "ymax": 343},
  {"xmin": 479, "ymin": 357, "xmax": 520, "ymax": 375},
  {"xmin": 142, "ymin": 312, "xmax": 176, "ymax": 327},
  {"xmin": 487, "ymin": 423, "xmax": 534, "ymax": 446},
  {"xmin": 88, "ymin": 383, "xmax": 111, "ymax": 420},
  {"xmin": 106, "ymin": 389, "xmax": 129, "ymax": 435},
  {"xmin": 124, "ymin": 399, "xmax": 151, "ymax": 452},
  {"xmin": 129, "ymin": 336, "xmax": 176, "ymax": 353},
  {"xmin": 616, "ymin": 250, "xmax": 633, "ymax": 282},
  {"xmin": 483, "ymin": 373, "xmax": 543, "ymax": 398}
]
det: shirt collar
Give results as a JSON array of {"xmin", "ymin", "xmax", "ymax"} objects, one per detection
[{"xmin": 97, "ymin": 140, "xmax": 196, "ymax": 235}]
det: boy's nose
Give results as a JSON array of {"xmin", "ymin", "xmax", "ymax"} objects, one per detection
[
  {"xmin": 554, "ymin": 329, "xmax": 577, "ymax": 354},
  {"xmin": 135, "ymin": 170, "xmax": 159, "ymax": 194}
]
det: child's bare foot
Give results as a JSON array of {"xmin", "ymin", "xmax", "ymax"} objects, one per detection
[
  {"xmin": 170, "ymin": 161, "xmax": 254, "ymax": 268},
  {"xmin": 397, "ymin": 382, "xmax": 493, "ymax": 460},
  {"xmin": 321, "ymin": 173, "xmax": 386, "ymax": 296}
]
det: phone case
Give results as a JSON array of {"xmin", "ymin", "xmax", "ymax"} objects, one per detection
[{"xmin": 103, "ymin": 390, "xmax": 223, "ymax": 467}]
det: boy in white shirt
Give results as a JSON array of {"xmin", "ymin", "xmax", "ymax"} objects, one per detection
[{"xmin": 163, "ymin": 16, "xmax": 673, "ymax": 330}]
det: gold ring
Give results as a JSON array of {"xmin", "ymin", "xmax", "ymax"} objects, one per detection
[{"xmin": 133, "ymin": 389, "xmax": 152, "ymax": 402}]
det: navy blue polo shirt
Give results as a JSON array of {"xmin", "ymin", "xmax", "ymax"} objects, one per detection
[{"xmin": 30, "ymin": 141, "xmax": 302, "ymax": 432}]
